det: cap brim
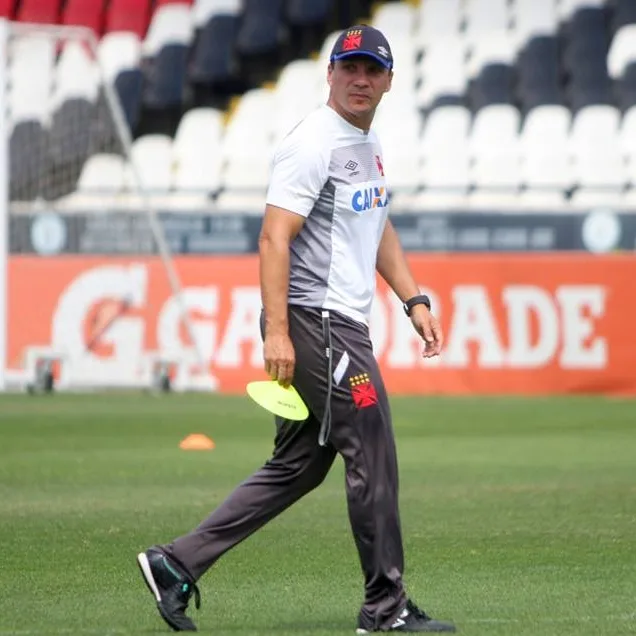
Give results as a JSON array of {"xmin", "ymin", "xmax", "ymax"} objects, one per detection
[
  {"xmin": 246, "ymin": 380, "xmax": 309, "ymax": 421},
  {"xmin": 331, "ymin": 51, "xmax": 392, "ymax": 69}
]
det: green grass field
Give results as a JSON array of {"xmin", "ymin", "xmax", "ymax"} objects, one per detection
[{"xmin": 0, "ymin": 394, "xmax": 635, "ymax": 636}]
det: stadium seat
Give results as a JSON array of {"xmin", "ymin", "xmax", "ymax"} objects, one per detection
[
  {"xmin": 612, "ymin": 0, "xmax": 636, "ymax": 32},
  {"xmin": 17, "ymin": 0, "xmax": 62, "ymax": 24},
  {"xmin": 607, "ymin": 24, "xmax": 636, "ymax": 78},
  {"xmin": 469, "ymin": 104, "xmax": 521, "ymax": 192},
  {"xmin": 189, "ymin": 12, "xmax": 242, "ymax": 97},
  {"xmin": 173, "ymin": 108, "xmax": 224, "ymax": 193},
  {"xmin": 415, "ymin": 0, "xmax": 464, "ymax": 50},
  {"xmin": 513, "ymin": 0, "xmax": 558, "ymax": 44},
  {"xmin": 373, "ymin": 105, "xmax": 422, "ymax": 192},
  {"xmin": 469, "ymin": 104, "xmax": 520, "ymax": 156},
  {"xmin": 420, "ymin": 150, "xmax": 471, "ymax": 192},
  {"xmin": 77, "ymin": 154, "xmax": 127, "ymax": 192},
  {"xmin": 98, "ymin": 32, "xmax": 143, "ymax": 130},
  {"xmin": 415, "ymin": 0, "xmax": 462, "ymax": 52},
  {"xmin": 192, "ymin": 0, "xmax": 241, "ymax": 28},
  {"xmin": 128, "ymin": 134, "xmax": 174, "ymax": 192},
  {"xmin": 8, "ymin": 36, "xmax": 56, "ymax": 117},
  {"xmin": 286, "ymin": 0, "xmax": 333, "ymax": 27},
  {"xmin": 569, "ymin": 105, "xmax": 628, "ymax": 189},
  {"xmin": 142, "ymin": 3, "xmax": 193, "ymax": 110},
  {"xmin": 372, "ymin": 2, "xmax": 415, "ymax": 42},
  {"xmin": 419, "ymin": 105, "xmax": 471, "ymax": 161},
  {"xmin": 467, "ymin": 32, "xmax": 517, "ymax": 81},
  {"xmin": 45, "ymin": 42, "xmax": 101, "ymax": 198},
  {"xmin": 62, "ymin": 0, "xmax": 107, "ymax": 33},
  {"xmin": 221, "ymin": 88, "xmax": 274, "ymax": 191},
  {"xmin": 9, "ymin": 119, "xmax": 48, "ymax": 201},
  {"xmin": 416, "ymin": 41, "xmax": 466, "ymax": 110},
  {"xmin": 105, "ymin": 0, "xmax": 151, "ymax": 38},
  {"xmin": 272, "ymin": 59, "xmax": 321, "ymax": 142},
  {"xmin": 516, "ymin": 36, "xmax": 562, "ymax": 111},
  {"xmin": 0, "ymin": 0, "xmax": 17, "ymax": 18},
  {"xmin": 235, "ymin": 0, "xmax": 287, "ymax": 85},
  {"xmin": 620, "ymin": 105, "xmax": 636, "ymax": 161},
  {"xmin": 464, "ymin": 0, "xmax": 511, "ymax": 49}
]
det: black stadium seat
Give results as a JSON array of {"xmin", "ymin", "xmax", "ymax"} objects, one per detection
[
  {"xmin": 611, "ymin": 0, "xmax": 636, "ymax": 32},
  {"xmin": 236, "ymin": 0, "xmax": 288, "ymax": 86},
  {"xmin": 517, "ymin": 36, "xmax": 562, "ymax": 110},
  {"xmin": 189, "ymin": 13, "xmax": 243, "ymax": 103},
  {"xmin": 143, "ymin": 43, "xmax": 189, "ymax": 110},
  {"xmin": 9, "ymin": 121, "xmax": 48, "ymax": 201},
  {"xmin": 470, "ymin": 63, "xmax": 516, "ymax": 110},
  {"xmin": 47, "ymin": 99, "xmax": 93, "ymax": 198},
  {"xmin": 616, "ymin": 61, "xmax": 636, "ymax": 110}
]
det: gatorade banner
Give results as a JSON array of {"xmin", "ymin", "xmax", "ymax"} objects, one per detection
[{"xmin": 6, "ymin": 254, "xmax": 636, "ymax": 395}]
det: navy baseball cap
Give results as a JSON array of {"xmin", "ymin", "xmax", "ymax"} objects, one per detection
[{"xmin": 330, "ymin": 25, "xmax": 393, "ymax": 70}]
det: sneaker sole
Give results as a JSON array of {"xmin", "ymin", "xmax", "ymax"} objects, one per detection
[
  {"xmin": 137, "ymin": 552, "xmax": 162, "ymax": 603},
  {"xmin": 356, "ymin": 630, "xmax": 369, "ymax": 634}
]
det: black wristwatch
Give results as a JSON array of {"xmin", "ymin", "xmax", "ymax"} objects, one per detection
[{"xmin": 403, "ymin": 294, "xmax": 431, "ymax": 317}]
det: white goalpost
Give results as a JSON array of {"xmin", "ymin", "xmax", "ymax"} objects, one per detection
[{"xmin": 0, "ymin": 19, "xmax": 213, "ymax": 393}]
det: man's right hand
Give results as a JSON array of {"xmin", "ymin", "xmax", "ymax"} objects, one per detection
[{"xmin": 263, "ymin": 332, "xmax": 296, "ymax": 387}]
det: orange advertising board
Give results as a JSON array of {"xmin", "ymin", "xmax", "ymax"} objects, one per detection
[{"xmin": 7, "ymin": 254, "xmax": 636, "ymax": 395}]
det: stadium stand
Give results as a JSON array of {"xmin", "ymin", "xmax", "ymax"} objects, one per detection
[{"xmin": 5, "ymin": 0, "xmax": 636, "ymax": 211}]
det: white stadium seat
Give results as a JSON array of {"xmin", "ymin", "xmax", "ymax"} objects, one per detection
[
  {"xmin": 128, "ymin": 134, "xmax": 174, "ymax": 192},
  {"xmin": 520, "ymin": 105, "xmax": 572, "ymax": 151},
  {"xmin": 143, "ymin": 3, "xmax": 193, "ymax": 57},
  {"xmin": 513, "ymin": 0, "xmax": 558, "ymax": 42},
  {"xmin": 569, "ymin": 106, "xmax": 627, "ymax": 189},
  {"xmin": 98, "ymin": 32, "xmax": 142, "ymax": 82},
  {"xmin": 415, "ymin": 0, "xmax": 462, "ymax": 51},
  {"xmin": 464, "ymin": 0, "xmax": 511, "ymax": 48},
  {"xmin": 607, "ymin": 24, "xmax": 636, "ymax": 79},
  {"xmin": 467, "ymin": 32, "xmax": 517, "ymax": 78},
  {"xmin": 273, "ymin": 60, "xmax": 321, "ymax": 142},
  {"xmin": 173, "ymin": 108, "xmax": 225, "ymax": 193},
  {"xmin": 620, "ymin": 106, "xmax": 636, "ymax": 159},
  {"xmin": 8, "ymin": 35, "xmax": 55, "ymax": 119},
  {"xmin": 193, "ymin": 0, "xmax": 241, "ymax": 28},
  {"xmin": 417, "ymin": 41, "xmax": 466, "ymax": 108},
  {"xmin": 470, "ymin": 105, "xmax": 521, "ymax": 157},
  {"xmin": 372, "ymin": 2, "xmax": 415, "ymax": 42},
  {"xmin": 52, "ymin": 41, "xmax": 100, "ymax": 108},
  {"xmin": 419, "ymin": 106, "xmax": 471, "ymax": 159},
  {"xmin": 78, "ymin": 154, "xmax": 127, "ymax": 192}
]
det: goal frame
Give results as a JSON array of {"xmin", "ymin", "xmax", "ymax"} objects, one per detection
[{"xmin": 0, "ymin": 18, "xmax": 208, "ymax": 392}]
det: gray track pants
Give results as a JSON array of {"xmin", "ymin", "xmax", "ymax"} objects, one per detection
[{"xmin": 162, "ymin": 305, "xmax": 407, "ymax": 629}]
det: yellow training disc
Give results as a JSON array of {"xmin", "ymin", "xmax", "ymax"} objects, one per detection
[{"xmin": 246, "ymin": 380, "xmax": 309, "ymax": 421}]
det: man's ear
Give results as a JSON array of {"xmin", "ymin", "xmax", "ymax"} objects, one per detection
[
  {"xmin": 385, "ymin": 69, "xmax": 393, "ymax": 92},
  {"xmin": 327, "ymin": 63, "xmax": 334, "ymax": 86}
]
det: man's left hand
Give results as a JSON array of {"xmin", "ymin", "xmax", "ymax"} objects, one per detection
[{"xmin": 410, "ymin": 306, "xmax": 444, "ymax": 358}]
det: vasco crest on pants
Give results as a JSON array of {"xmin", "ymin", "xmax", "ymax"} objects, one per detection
[{"xmin": 348, "ymin": 372, "xmax": 378, "ymax": 408}]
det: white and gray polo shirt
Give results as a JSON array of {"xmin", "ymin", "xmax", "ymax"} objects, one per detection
[{"xmin": 265, "ymin": 104, "xmax": 389, "ymax": 325}]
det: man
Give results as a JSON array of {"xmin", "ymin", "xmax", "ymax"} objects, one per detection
[{"xmin": 137, "ymin": 25, "xmax": 456, "ymax": 633}]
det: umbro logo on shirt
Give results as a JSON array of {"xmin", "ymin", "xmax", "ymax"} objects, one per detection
[{"xmin": 344, "ymin": 159, "xmax": 360, "ymax": 177}]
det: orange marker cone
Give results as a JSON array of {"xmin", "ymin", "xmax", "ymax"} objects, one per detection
[{"xmin": 179, "ymin": 434, "xmax": 215, "ymax": 450}]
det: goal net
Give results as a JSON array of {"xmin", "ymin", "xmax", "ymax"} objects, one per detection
[{"xmin": 0, "ymin": 20, "xmax": 212, "ymax": 393}]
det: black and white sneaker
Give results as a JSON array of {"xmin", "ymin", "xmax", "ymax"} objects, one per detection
[
  {"xmin": 356, "ymin": 599, "xmax": 456, "ymax": 633},
  {"xmin": 137, "ymin": 546, "xmax": 201, "ymax": 632}
]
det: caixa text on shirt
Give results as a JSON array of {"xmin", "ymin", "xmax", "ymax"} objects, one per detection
[{"xmin": 351, "ymin": 186, "xmax": 388, "ymax": 212}]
